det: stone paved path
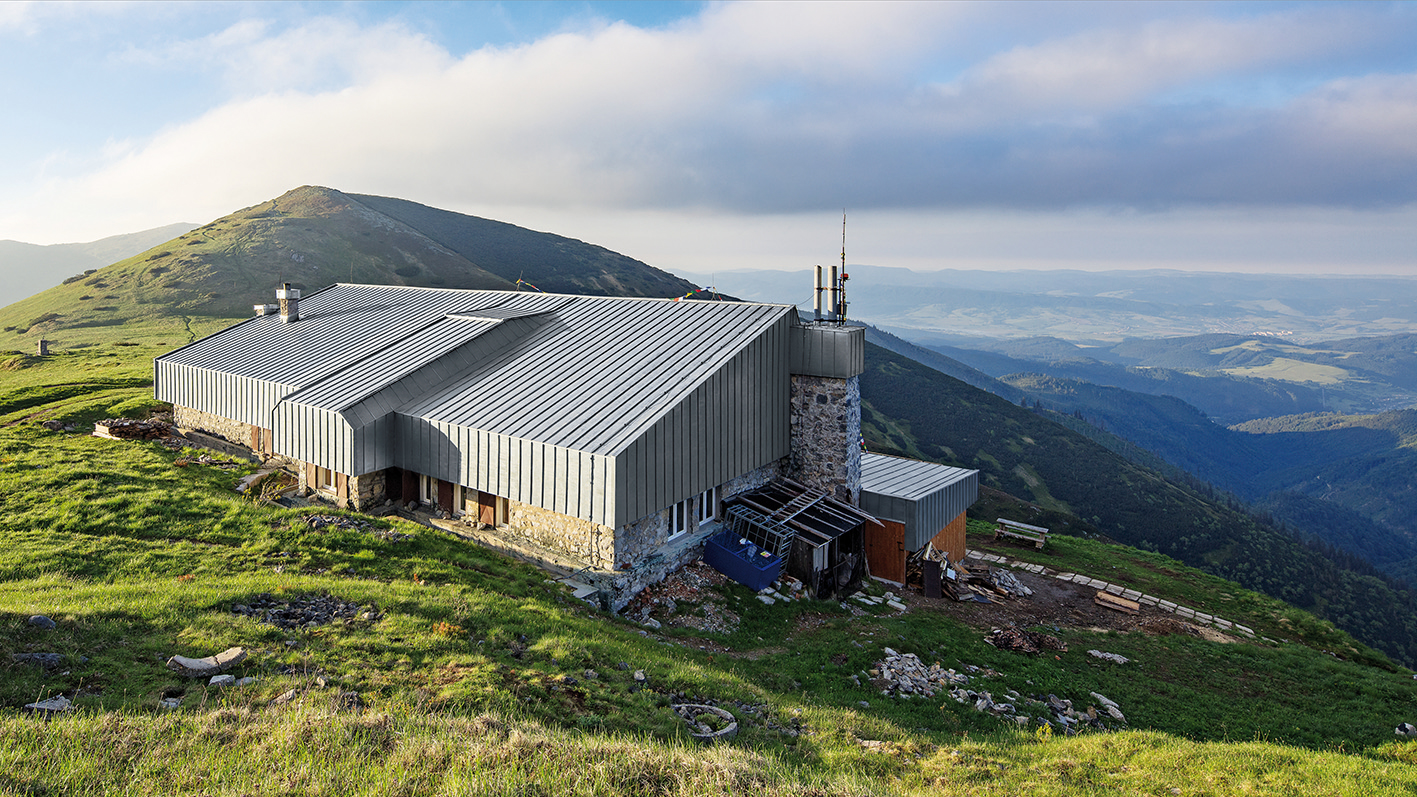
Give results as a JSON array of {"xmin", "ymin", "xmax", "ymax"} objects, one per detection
[{"xmin": 965, "ymin": 550, "xmax": 1260, "ymax": 639}]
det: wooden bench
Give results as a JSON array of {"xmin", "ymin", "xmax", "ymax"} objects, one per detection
[{"xmin": 993, "ymin": 518, "xmax": 1049, "ymax": 549}]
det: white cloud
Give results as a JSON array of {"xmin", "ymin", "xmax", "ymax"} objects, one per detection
[{"xmin": 3, "ymin": 0, "xmax": 1417, "ymax": 269}]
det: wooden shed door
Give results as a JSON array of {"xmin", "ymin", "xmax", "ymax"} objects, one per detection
[
  {"xmin": 865, "ymin": 519, "xmax": 906, "ymax": 584},
  {"xmin": 478, "ymin": 491, "xmax": 497, "ymax": 526}
]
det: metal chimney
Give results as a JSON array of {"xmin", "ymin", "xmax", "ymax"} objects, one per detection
[
  {"xmin": 813, "ymin": 265, "xmax": 823, "ymax": 321},
  {"xmin": 276, "ymin": 283, "xmax": 300, "ymax": 324}
]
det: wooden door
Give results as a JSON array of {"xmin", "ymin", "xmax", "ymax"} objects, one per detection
[
  {"xmin": 478, "ymin": 491, "xmax": 497, "ymax": 526},
  {"xmin": 865, "ymin": 519, "xmax": 906, "ymax": 584}
]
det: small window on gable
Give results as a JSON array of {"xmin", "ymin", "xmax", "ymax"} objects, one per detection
[
  {"xmin": 315, "ymin": 466, "xmax": 335, "ymax": 494},
  {"xmin": 696, "ymin": 486, "xmax": 718, "ymax": 526}
]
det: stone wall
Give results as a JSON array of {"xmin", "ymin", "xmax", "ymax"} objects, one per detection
[
  {"xmin": 600, "ymin": 457, "xmax": 787, "ymax": 610},
  {"xmin": 507, "ymin": 499, "xmax": 617, "ymax": 568},
  {"xmin": 174, "ymin": 405, "xmax": 253, "ymax": 448},
  {"xmin": 349, "ymin": 470, "xmax": 387, "ymax": 511},
  {"xmin": 788, "ymin": 374, "xmax": 861, "ymax": 504}
]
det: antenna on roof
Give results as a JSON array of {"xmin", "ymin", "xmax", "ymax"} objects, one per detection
[
  {"xmin": 811, "ymin": 210, "xmax": 850, "ymax": 325},
  {"xmin": 835, "ymin": 210, "xmax": 849, "ymax": 325}
]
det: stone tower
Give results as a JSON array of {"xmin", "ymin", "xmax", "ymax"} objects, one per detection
[{"xmin": 787, "ymin": 323, "xmax": 864, "ymax": 504}]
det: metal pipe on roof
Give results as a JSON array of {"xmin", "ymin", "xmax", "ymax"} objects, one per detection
[
  {"xmin": 813, "ymin": 265, "xmax": 823, "ymax": 322},
  {"xmin": 827, "ymin": 265, "xmax": 839, "ymax": 322}
]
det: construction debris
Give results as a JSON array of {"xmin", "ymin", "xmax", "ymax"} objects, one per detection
[
  {"xmin": 166, "ymin": 646, "xmax": 247, "ymax": 678},
  {"xmin": 304, "ymin": 514, "xmax": 371, "ymax": 531},
  {"xmin": 985, "ymin": 627, "xmax": 1068, "ymax": 655},
  {"xmin": 1094, "ymin": 591, "xmax": 1140, "ymax": 615},
  {"xmin": 1087, "ymin": 649, "xmax": 1131, "ymax": 664},
  {"xmin": 991, "ymin": 569, "xmax": 1033, "ymax": 598},
  {"xmin": 869, "ymin": 648, "xmax": 972, "ymax": 698},
  {"xmin": 93, "ymin": 418, "xmax": 171, "ymax": 441}
]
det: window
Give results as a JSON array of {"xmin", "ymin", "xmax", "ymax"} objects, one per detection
[
  {"xmin": 669, "ymin": 499, "xmax": 689, "ymax": 540},
  {"xmin": 696, "ymin": 486, "xmax": 718, "ymax": 526},
  {"xmin": 314, "ymin": 466, "xmax": 335, "ymax": 494},
  {"xmin": 419, "ymin": 474, "xmax": 436, "ymax": 506}
]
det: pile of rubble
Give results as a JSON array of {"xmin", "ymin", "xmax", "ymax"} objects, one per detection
[
  {"xmin": 755, "ymin": 575, "xmax": 807, "ymax": 605},
  {"xmin": 868, "ymin": 648, "xmax": 972, "ymax": 698},
  {"xmin": 176, "ymin": 454, "xmax": 245, "ymax": 470},
  {"xmin": 986, "ymin": 626, "xmax": 1068, "ymax": 655},
  {"xmin": 304, "ymin": 514, "xmax": 371, "ymax": 531},
  {"xmin": 852, "ymin": 591, "xmax": 910, "ymax": 612},
  {"xmin": 949, "ymin": 687, "xmax": 1127, "ymax": 733},
  {"xmin": 231, "ymin": 593, "xmax": 377, "ymax": 629},
  {"xmin": 94, "ymin": 418, "xmax": 171, "ymax": 440},
  {"xmin": 621, "ymin": 561, "xmax": 740, "ymax": 634}
]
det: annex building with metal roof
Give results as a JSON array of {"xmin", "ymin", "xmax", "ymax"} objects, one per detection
[{"xmin": 155, "ymin": 282, "xmax": 977, "ymax": 605}]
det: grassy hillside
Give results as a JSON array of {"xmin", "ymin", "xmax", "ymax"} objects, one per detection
[
  {"xmin": 0, "ymin": 222, "xmax": 198, "ymax": 308},
  {"xmin": 860, "ymin": 342, "xmax": 1417, "ymax": 667},
  {"xmin": 5, "ymin": 348, "xmax": 1417, "ymax": 794},
  {"xmin": 0, "ymin": 185, "xmax": 700, "ymax": 352}
]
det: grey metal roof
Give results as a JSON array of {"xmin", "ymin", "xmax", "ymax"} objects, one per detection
[
  {"xmin": 860, "ymin": 452, "xmax": 975, "ymax": 500},
  {"xmin": 403, "ymin": 295, "xmax": 791, "ymax": 455},
  {"xmin": 159, "ymin": 283, "xmax": 795, "ymax": 456},
  {"xmin": 859, "ymin": 452, "xmax": 979, "ymax": 551}
]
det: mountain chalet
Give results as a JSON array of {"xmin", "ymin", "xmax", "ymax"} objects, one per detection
[{"xmin": 154, "ymin": 284, "xmax": 977, "ymax": 606}]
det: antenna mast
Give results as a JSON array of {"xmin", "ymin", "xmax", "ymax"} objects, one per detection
[{"xmin": 836, "ymin": 210, "xmax": 848, "ymax": 324}]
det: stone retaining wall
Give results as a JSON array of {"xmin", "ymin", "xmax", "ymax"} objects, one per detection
[{"xmin": 174, "ymin": 406, "xmax": 253, "ymax": 449}]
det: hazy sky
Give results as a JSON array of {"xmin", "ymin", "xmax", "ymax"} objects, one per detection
[{"xmin": 2, "ymin": 1, "xmax": 1415, "ymax": 275}]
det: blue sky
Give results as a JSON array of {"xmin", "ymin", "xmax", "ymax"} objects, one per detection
[{"xmin": 2, "ymin": 0, "xmax": 1415, "ymax": 275}]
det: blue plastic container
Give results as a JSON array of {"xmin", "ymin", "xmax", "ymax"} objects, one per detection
[{"xmin": 703, "ymin": 529, "xmax": 782, "ymax": 592}]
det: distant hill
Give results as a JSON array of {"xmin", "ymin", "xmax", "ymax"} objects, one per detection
[
  {"xmin": 859, "ymin": 341, "xmax": 1417, "ymax": 666},
  {"xmin": 0, "ymin": 223, "xmax": 198, "ymax": 307},
  {"xmin": 0, "ymin": 186, "xmax": 699, "ymax": 349}
]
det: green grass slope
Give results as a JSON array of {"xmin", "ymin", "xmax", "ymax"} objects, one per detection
[
  {"xmin": 860, "ymin": 342, "xmax": 1417, "ymax": 667},
  {"xmin": 4, "ymin": 348, "xmax": 1417, "ymax": 794}
]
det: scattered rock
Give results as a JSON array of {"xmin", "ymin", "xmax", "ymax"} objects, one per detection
[
  {"xmin": 271, "ymin": 689, "xmax": 300, "ymax": 705},
  {"xmin": 41, "ymin": 420, "xmax": 65, "ymax": 431},
  {"xmin": 1397, "ymin": 722, "xmax": 1417, "ymax": 737},
  {"xmin": 157, "ymin": 697, "xmax": 182, "ymax": 711},
  {"xmin": 235, "ymin": 677, "xmax": 259, "ymax": 687},
  {"xmin": 304, "ymin": 514, "xmax": 371, "ymax": 532},
  {"xmin": 12, "ymin": 653, "xmax": 69, "ymax": 669},
  {"xmin": 28, "ymin": 615, "xmax": 56, "ymax": 630},
  {"xmin": 233, "ymin": 593, "xmax": 370, "ymax": 629},
  {"xmin": 337, "ymin": 691, "xmax": 363, "ymax": 711},
  {"xmin": 208, "ymin": 674, "xmax": 236, "ymax": 688},
  {"xmin": 1087, "ymin": 650, "xmax": 1130, "ymax": 664},
  {"xmin": 166, "ymin": 646, "xmax": 247, "ymax": 678},
  {"xmin": 24, "ymin": 695, "xmax": 72, "ymax": 714}
]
